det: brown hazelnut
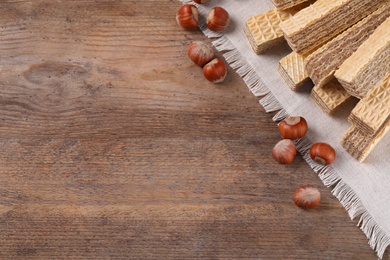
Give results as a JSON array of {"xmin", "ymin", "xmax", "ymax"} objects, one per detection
[
  {"xmin": 278, "ymin": 116, "xmax": 308, "ymax": 140},
  {"xmin": 193, "ymin": 0, "xmax": 211, "ymax": 3},
  {"xmin": 293, "ymin": 186, "xmax": 321, "ymax": 209},
  {"xmin": 187, "ymin": 41, "xmax": 214, "ymax": 67},
  {"xmin": 202, "ymin": 58, "xmax": 227, "ymax": 83},
  {"xmin": 206, "ymin": 7, "xmax": 230, "ymax": 32},
  {"xmin": 310, "ymin": 142, "xmax": 336, "ymax": 165},
  {"xmin": 176, "ymin": 4, "xmax": 199, "ymax": 30},
  {"xmin": 272, "ymin": 139, "xmax": 297, "ymax": 164}
]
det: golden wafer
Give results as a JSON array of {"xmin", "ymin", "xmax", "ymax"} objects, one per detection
[
  {"xmin": 335, "ymin": 17, "xmax": 390, "ymax": 99},
  {"xmin": 304, "ymin": 4, "xmax": 390, "ymax": 87},
  {"xmin": 277, "ymin": 52, "xmax": 310, "ymax": 91},
  {"xmin": 348, "ymin": 72, "xmax": 390, "ymax": 136},
  {"xmin": 244, "ymin": 1, "xmax": 314, "ymax": 54},
  {"xmin": 270, "ymin": 0, "xmax": 310, "ymax": 10},
  {"xmin": 310, "ymin": 78, "xmax": 353, "ymax": 115},
  {"xmin": 244, "ymin": 9, "xmax": 296, "ymax": 54},
  {"xmin": 280, "ymin": 0, "xmax": 384, "ymax": 55},
  {"xmin": 341, "ymin": 123, "xmax": 390, "ymax": 162}
]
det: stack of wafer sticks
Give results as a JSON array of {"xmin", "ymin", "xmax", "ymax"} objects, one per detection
[
  {"xmin": 244, "ymin": 0, "xmax": 390, "ymax": 162},
  {"xmin": 244, "ymin": 1, "xmax": 315, "ymax": 54},
  {"xmin": 342, "ymin": 73, "xmax": 390, "ymax": 161}
]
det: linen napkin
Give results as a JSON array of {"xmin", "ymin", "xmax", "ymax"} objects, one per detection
[{"xmin": 180, "ymin": 0, "xmax": 390, "ymax": 258}]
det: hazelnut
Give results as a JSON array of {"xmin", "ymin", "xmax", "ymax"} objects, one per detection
[
  {"xmin": 272, "ymin": 139, "xmax": 297, "ymax": 164},
  {"xmin": 293, "ymin": 186, "xmax": 321, "ymax": 209},
  {"xmin": 278, "ymin": 116, "xmax": 308, "ymax": 140},
  {"xmin": 310, "ymin": 142, "xmax": 336, "ymax": 165},
  {"xmin": 187, "ymin": 41, "xmax": 214, "ymax": 67},
  {"xmin": 202, "ymin": 58, "xmax": 227, "ymax": 83},
  {"xmin": 193, "ymin": 0, "xmax": 211, "ymax": 3},
  {"xmin": 206, "ymin": 7, "xmax": 230, "ymax": 32},
  {"xmin": 176, "ymin": 4, "xmax": 199, "ymax": 30}
]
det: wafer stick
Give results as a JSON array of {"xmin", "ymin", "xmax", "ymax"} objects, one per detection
[
  {"xmin": 277, "ymin": 52, "xmax": 310, "ymax": 90},
  {"xmin": 341, "ymin": 122, "xmax": 390, "ymax": 162},
  {"xmin": 304, "ymin": 4, "xmax": 390, "ymax": 87},
  {"xmin": 244, "ymin": 9, "xmax": 296, "ymax": 54},
  {"xmin": 348, "ymin": 72, "xmax": 390, "ymax": 136},
  {"xmin": 244, "ymin": 1, "xmax": 314, "ymax": 54},
  {"xmin": 279, "ymin": 0, "xmax": 384, "ymax": 55},
  {"xmin": 270, "ymin": 0, "xmax": 310, "ymax": 10},
  {"xmin": 335, "ymin": 17, "xmax": 390, "ymax": 99},
  {"xmin": 310, "ymin": 78, "xmax": 353, "ymax": 115}
]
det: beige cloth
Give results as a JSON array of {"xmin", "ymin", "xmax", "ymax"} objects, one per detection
[{"xmin": 181, "ymin": 0, "xmax": 390, "ymax": 258}]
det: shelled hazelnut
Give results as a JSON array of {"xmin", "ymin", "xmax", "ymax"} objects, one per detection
[
  {"xmin": 176, "ymin": 4, "xmax": 199, "ymax": 30},
  {"xmin": 278, "ymin": 116, "xmax": 308, "ymax": 140},
  {"xmin": 293, "ymin": 186, "xmax": 321, "ymax": 209},
  {"xmin": 206, "ymin": 7, "xmax": 230, "ymax": 32},
  {"xmin": 310, "ymin": 142, "xmax": 336, "ymax": 166},
  {"xmin": 193, "ymin": 0, "xmax": 211, "ymax": 3},
  {"xmin": 187, "ymin": 41, "xmax": 214, "ymax": 67},
  {"xmin": 203, "ymin": 58, "xmax": 227, "ymax": 83},
  {"xmin": 272, "ymin": 139, "xmax": 297, "ymax": 164}
]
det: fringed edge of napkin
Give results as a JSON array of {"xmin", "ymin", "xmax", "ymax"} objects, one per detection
[{"xmin": 179, "ymin": 0, "xmax": 390, "ymax": 258}]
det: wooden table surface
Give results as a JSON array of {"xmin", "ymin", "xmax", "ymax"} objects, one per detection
[{"xmin": 0, "ymin": 1, "xmax": 388, "ymax": 259}]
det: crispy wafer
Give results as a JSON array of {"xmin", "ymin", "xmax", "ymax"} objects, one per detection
[
  {"xmin": 335, "ymin": 17, "xmax": 390, "ymax": 99},
  {"xmin": 270, "ymin": 0, "xmax": 310, "ymax": 10},
  {"xmin": 341, "ymin": 123, "xmax": 390, "ymax": 162},
  {"xmin": 310, "ymin": 78, "xmax": 353, "ymax": 115},
  {"xmin": 279, "ymin": 0, "xmax": 384, "ymax": 55},
  {"xmin": 304, "ymin": 4, "xmax": 390, "ymax": 87},
  {"xmin": 244, "ymin": 9, "xmax": 296, "ymax": 54},
  {"xmin": 348, "ymin": 72, "xmax": 390, "ymax": 136},
  {"xmin": 277, "ymin": 51, "xmax": 310, "ymax": 90},
  {"xmin": 244, "ymin": 1, "xmax": 314, "ymax": 54}
]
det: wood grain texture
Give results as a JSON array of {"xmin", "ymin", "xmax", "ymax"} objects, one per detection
[{"xmin": 0, "ymin": 0, "xmax": 388, "ymax": 259}]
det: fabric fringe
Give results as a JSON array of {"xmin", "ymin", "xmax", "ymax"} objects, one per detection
[
  {"xmin": 293, "ymin": 136, "xmax": 340, "ymax": 186},
  {"xmin": 179, "ymin": 1, "xmax": 390, "ymax": 258},
  {"xmin": 259, "ymin": 93, "xmax": 283, "ymax": 113},
  {"xmin": 295, "ymin": 135, "xmax": 341, "ymax": 187},
  {"xmin": 294, "ymin": 132, "xmax": 390, "ymax": 259},
  {"xmin": 332, "ymin": 181, "xmax": 366, "ymax": 219},
  {"xmin": 332, "ymin": 180, "xmax": 390, "ymax": 258},
  {"xmin": 213, "ymin": 36, "xmax": 236, "ymax": 51},
  {"xmin": 295, "ymin": 134, "xmax": 390, "ymax": 259},
  {"xmin": 272, "ymin": 109, "xmax": 289, "ymax": 122},
  {"xmin": 222, "ymin": 48, "xmax": 270, "ymax": 97},
  {"xmin": 359, "ymin": 212, "xmax": 390, "ymax": 259}
]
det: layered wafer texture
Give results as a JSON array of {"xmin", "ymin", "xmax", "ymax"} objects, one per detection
[
  {"xmin": 348, "ymin": 72, "xmax": 390, "ymax": 137},
  {"xmin": 278, "ymin": 52, "xmax": 310, "ymax": 90},
  {"xmin": 310, "ymin": 78, "xmax": 353, "ymax": 115},
  {"xmin": 304, "ymin": 4, "xmax": 390, "ymax": 87},
  {"xmin": 257, "ymin": 0, "xmax": 390, "ymax": 162},
  {"xmin": 270, "ymin": 0, "xmax": 309, "ymax": 10},
  {"xmin": 341, "ymin": 123, "xmax": 390, "ymax": 162},
  {"xmin": 335, "ymin": 17, "xmax": 390, "ymax": 99},
  {"xmin": 244, "ymin": 1, "xmax": 315, "ymax": 54},
  {"xmin": 279, "ymin": 0, "xmax": 385, "ymax": 55},
  {"xmin": 244, "ymin": 8, "xmax": 294, "ymax": 54}
]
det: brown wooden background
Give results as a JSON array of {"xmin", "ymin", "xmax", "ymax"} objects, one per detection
[{"xmin": 0, "ymin": 0, "xmax": 388, "ymax": 259}]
